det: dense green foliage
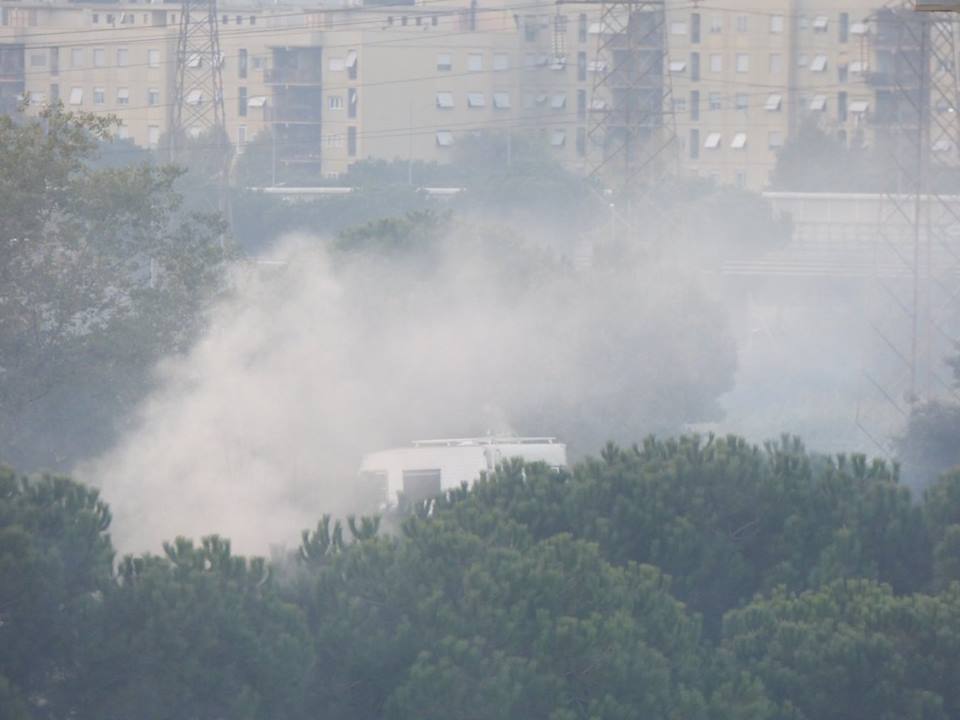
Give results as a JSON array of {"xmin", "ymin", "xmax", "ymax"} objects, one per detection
[
  {"xmin": 0, "ymin": 106, "xmax": 227, "ymax": 471},
  {"xmin": 3, "ymin": 434, "xmax": 959, "ymax": 719}
]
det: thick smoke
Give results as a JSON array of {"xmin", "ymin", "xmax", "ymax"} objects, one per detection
[{"xmin": 81, "ymin": 226, "xmax": 735, "ymax": 554}]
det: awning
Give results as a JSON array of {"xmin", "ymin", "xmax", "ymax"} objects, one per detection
[
  {"xmin": 765, "ymin": 94, "xmax": 782, "ymax": 111},
  {"xmin": 810, "ymin": 55, "xmax": 828, "ymax": 72},
  {"xmin": 810, "ymin": 95, "xmax": 827, "ymax": 110},
  {"xmin": 550, "ymin": 129, "xmax": 566, "ymax": 146},
  {"xmin": 346, "ymin": 50, "xmax": 358, "ymax": 68},
  {"xmin": 186, "ymin": 89, "xmax": 204, "ymax": 105},
  {"xmin": 436, "ymin": 131, "xmax": 453, "ymax": 147},
  {"xmin": 248, "ymin": 95, "xmax": 268, "ymax": 107},
  {"xmin": 849, "ymin": 100, "xmax": 869, "ymax": 113},
  {"xmin": 436, "ymin": 92, "xmax": 454, "ymax": 108},
  {"xmin": 669, "ymin": 60, "xmax": 687, "ymax": 72},
  {"xmin": 704, "ymin": 132, "xmax": 722, "ymax": 149},
  {"xmin": 493, "ymin": 92, "xmax": 511, "ymax": 109},
  {"xmin": 813, "ymin": 15, "xmax": 829, "ymax": 29},
  {"xmin": 467, "ymin": 92, "xmax": 485, "ymax": 108},
  {"xmin": 731, "ymin": 133, "xmax": 747, "ymax": 149},
  {"xmin": 551, "ymin": 93, "xmax": 566, "ymax": 109}
]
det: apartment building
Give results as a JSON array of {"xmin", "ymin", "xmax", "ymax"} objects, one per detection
[
  {"xmin": 667, "ymin": 0, "xmax": 879, "ymax": 189},
  {"xmin": 0, "ymin": 0, "xmax": 942, "ymax": 189}
]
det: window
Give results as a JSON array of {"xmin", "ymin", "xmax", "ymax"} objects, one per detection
[
  {"xmin": 71, "ymin": 48, "xmax": 83, "ymax": 67},
  {"xmin": 673, "ymin": 96, "xmax": 687, "ymax": 113},
  {"xmin": 346, "ymin": 50, "xmax": 358, "ymax": 79},
  {"xmin": 731, "ymin": 132, "xmax": 747, "ymax": 149},
  {"xmin": 710, "ymin": 54, "xmax": 722, "ymax": 72},
  {"xmin": 148, "ymin": 88, "xmax": 160, "ymax": 106},
  {"xmin": 689, "ymin": 129, "xmax": 699, "ymax": 159},
  {"xmin": 29, "ymin": 51, "xmax": 46, "ymax": 67},
  {"xmin": 839, "ymin": 12, "xmax": 849, "ymax": 42},
  {"xmin": 437, "ymin": 53, "xmax": 452, "ymax": 71},
  {"xmin": 551, "ymin": 129, "xmax": 566, "ymax": 147},
  {"xmin": 798, "ymin": 54, "xmax": 809, "ymax": 68},
  {"xmin": 736, "ymin": 53, "xmax": 749, "ymax": 73},
  {"xmin": 116, "ymin": 87, "xmax": 129, "ymax": 105},
  {"xmin": 735, "ymin": 93, "xmax": 749, "ymax": 111},
  {"xmin": 329, "ymin": 95, "xmax": 343, "ymax": 110},
  {"xmin": 838, "ymin": 63, "xmax": 848, "ymax": 83},
  {"xmin": 493, "ymin": 53, "xmax": 509, "ymax": 71},
  {"xmin": 735, "ymin": 14, "xmax": 747, "ymax": 32},
  {"xmin": 577, "ymin": 126, "xmax": 586, "ymax": 156},
  {"xmin": 838, "ymin": 91, "xmax": 848, "ymax": 121},
  {"xmin": 401, "ymin": 16, "xmax": 407, "ymax": 26},
  {"xmin": 690, "ymin": 51, "xmax": 700, "ymax": 81},
  {"xmin": 709, "ymin": 14, "xmax": 722, "ymax": 33},
  {"xmin": 238, "ymin": 125, "xmax": 246, "ymax": 147},
  {"xmin": 148, "ymin": 125, "xmax": 159, "ymax": 148},
  {"xmin": 811, "ymin": 55, "xmax": 828, "ymax": 72},
  {"xmin": 468, "ymin": 53, "xmax": 483, "ymax": 71},
  {"xmin": 348, "ymin": 88, "xmax": 357, "ymax": 118},
  {"xmin": 436, "ymin": 92, "xmax": 454, "ymax": 109},
  {"xmin": 690, "ymin": 90, "xmax": 700, "ymax": 120},
  {"xmin": 670, "ymin": 21, "xmax": 687, "ymax": 35},
  {"xmin": 769, "ymin": 53, "xmax": 782, "ymax": 75},
  {"xmin": 416, "ymin": 16, "xmax": 422, "ymax": 26},
  {"xmin": 524, "ymin": 15, "xmax": 538, "ymax": 41},
  {"xmin": 578, "ymin": 51, "xmax": 587, "ymax": 81},
  {"xmin": 704, "ymin": 132, "xmax": 721, "ymax": 149},
  {"xmin": 249, "ymin": 15, "xmax": 255, "ymax": 25},
  {"xmin": 348, "ymin": 126, "xmax": 357, "ymax": 156},
  {"xmin": 436, "ymin": 130, "xmax": 453, "ymax": 147},
  {"xmin": 577, "ymin": 89, "xmax": 587, "ymax": 119},
  {"xmin": 765, "ymin": 94, "xmax": 782, "ymax": 111},
  {"xmin": 28, "ymin": 91, "xmax": 46, "ymax": 105},
  {"xmin": 432, "ymin": 15, "xmax": 438, "ymax": 26},
  {"xmin": 551, "ymin": 93, "xmax": 566, "ymax": 109},
  {"xmin": 117, "ymin": 124, "xmax": 128, "ymax": 140},
  {"xmin": 49, "ymin": 84, "xmax": 59, "ymax": 103},
  {"xmin": 115, "ymin": 48, "xmax": 128, "ymax": 67},
  {"xmin": 768, "ymin": 131, "xmax": 784, "ymax": 148},
  {"xmin": 253, "ymin": 56, "xmax": 264, "ymax": 71},
  {"xmin": 708, "ymin": 92, "xmax": 722, "ymax": 110},
  {"xmin": 148, "ymin": 49, "xmax": 160, "ymax": 67},
  {"xmin": 799, "ymin": 15, "xmax": 810, "ymax": 30},
  {"xmin": 691, "ymin": 13, "xmax": 700, "ymax": 43},
  {"xmin": 238, "ymin": 86, "xmax": 247, "ymax": 116},
  {"xmin": 493, "ymin": 92, "xmax": 511, "ymax": 109},
  {"xmin": 93, "ymin": 13, "xmax": 99, "ymax": 23},
  {"xmin": 239, "ymin": 48, "xmax": 247, "ymax": 78},
  {"xmin": 93, "ymin": 48, "xmax": 105, "ymax": 67},
  {"xmin": 579, "ymin": 13, "xmax": 587, "ymax": 42},
  {"xmin": 770, "ymin": 15, "xmax": 784, "ymax": 33},
  {"xmin": 69, "ymin": 87, "xmax": 82, "ymax": 105}
]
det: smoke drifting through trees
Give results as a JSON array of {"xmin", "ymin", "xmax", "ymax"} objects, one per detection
[{"xmin": 82, "ymin": 223, "xmax": 735, "ymax": 553}]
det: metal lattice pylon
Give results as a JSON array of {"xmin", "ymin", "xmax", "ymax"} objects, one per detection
[
  {"xmin": 585, "ymin": 0, "xmax": 677, "ymax": 195},
  {"xmin": 856, "ymin": 4, "xmax": 960, "ymax": 449},
  {"xmin": 172, "ymin": 0, "xmax": 227, "ymax": 149}
]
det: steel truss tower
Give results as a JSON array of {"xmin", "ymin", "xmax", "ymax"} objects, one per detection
[
  {"xmin": 857, "ymin": 4, "xmax": 960, "ymax": 448},
  {"xmin": 560, "ymin": 0, "xmax": 677, "ymax": 195},
  {"xmin": 172, "ymin": 0, "xmax": 227, "ymax": 148}
]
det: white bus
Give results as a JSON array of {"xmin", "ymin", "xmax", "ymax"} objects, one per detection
[{"xmin": 359, "ymin": 436, "xmax": 567, "ymax": 506}]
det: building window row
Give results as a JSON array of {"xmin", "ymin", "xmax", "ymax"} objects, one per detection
[{"xmin": 435, "ymin": 91, "xmax": 513, "ymax": 109}]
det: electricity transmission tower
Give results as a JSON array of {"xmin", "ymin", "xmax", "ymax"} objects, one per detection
[
  {"xmin": 559, "ymin": 0, "xmax": 677, "ymax": 196},
  {"xmin": 171, "ymin": 0, "xmax": 232, "ymax": 229},
  {"xmin": 856, "ymin": 3, "xmax": 960, "ymax": 448}
]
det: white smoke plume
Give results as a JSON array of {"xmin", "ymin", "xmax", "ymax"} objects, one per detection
[{"xmin": 81, "ymin": 227, "xmax": 735, "ymax": 554}]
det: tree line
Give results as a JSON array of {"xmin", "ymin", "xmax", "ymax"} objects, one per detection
[{"xmin": 3, "ymin": 435, "xmax": 960, "ymax": 720}]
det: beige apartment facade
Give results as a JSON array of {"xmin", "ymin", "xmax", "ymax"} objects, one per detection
[{"xmin": 0, "ymin": 0, "xmax": 937, "ymax": 190}]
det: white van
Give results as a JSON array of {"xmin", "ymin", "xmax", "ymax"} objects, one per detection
[{"xmin": 359, "ymin": 436, "xmax": 567, "ymax": 506}]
